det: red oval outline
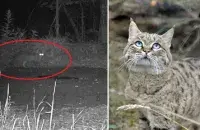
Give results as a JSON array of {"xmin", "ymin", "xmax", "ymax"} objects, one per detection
[{"xmin": 0, "ymin": 39, "xmax": 73, "ymax": 81}]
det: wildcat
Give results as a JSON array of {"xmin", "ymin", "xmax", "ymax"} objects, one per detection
[{"xmin": 122, "ymin": 18, "xmax": 200, "ymax": 130}]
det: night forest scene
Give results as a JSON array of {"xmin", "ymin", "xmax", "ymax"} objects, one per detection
[{"xmin": 0, "ymin": 0, "xmax": 107, "ymax": 129}]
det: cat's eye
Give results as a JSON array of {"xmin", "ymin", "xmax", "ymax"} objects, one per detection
[
  {"xmin": 135, "ymin": 41, "xmax": 143, "ymax": 47},
  {"xmin": 152, "ymin": 43, "xmax": 161, "ymax": 50}
]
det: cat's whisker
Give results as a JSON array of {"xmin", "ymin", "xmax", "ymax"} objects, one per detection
[
  {"xmin": 133, "ymin": 58, "xmax": 139, "ymax": 70},
  {"xmin": 135, "ymin": 53, "xmax": 142, "ymax": 56},
  {"xmin": 118, "ymin": 53, "xmax": 139, "ymax": 72},
  {"xmin": 118, "ymin": 59, "xmax": 131, "ymax": 72},
  {"xmin": 128, "ymin": 55, "xmax": 140, "ymax": 72},
  {"xmin": 119, "ymin": 56, "xmax": 125, "ymax": 61},
  {"xmin": 117, "ymin": 63, "xmax": 126, "ymax": 72},
  {"xmin": 127, "ymin": 60, "xmax": 135, "ymax": 72},
  {"xmin": 128, "ymin": 59, "xmax": 137, "ymax": 72}
]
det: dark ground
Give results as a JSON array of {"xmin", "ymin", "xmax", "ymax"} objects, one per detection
[{"xmin": 0, "ymin": 67, "xmax": 107, "ymax": 108}]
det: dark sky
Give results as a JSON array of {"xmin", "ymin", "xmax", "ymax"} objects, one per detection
[
  {"xmin": 0, "ymin": 0, "xmax": 105, "ymax": 40},
  {"xmin": 0, "ymin": 0, "xmax": 59, "ymax": 36},
  {"xmin": 0, "ymin": 0, "xmax": 40, "ymax": 23}
]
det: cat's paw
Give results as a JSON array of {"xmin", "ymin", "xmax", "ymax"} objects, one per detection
[{"xmin": 136, "ymin": 118, "xmax": 151, "ymax": 130}]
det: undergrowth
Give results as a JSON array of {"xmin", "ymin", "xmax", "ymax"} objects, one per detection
[
  {"xmin": 0, "ymin": 81, "xmax": 107, "ymax": 130},
  {"xmin": 0, "ymin": 9, "xmax": 38, "ymax": 41}
]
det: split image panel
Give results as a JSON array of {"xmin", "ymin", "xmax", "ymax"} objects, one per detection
[{"xmin": 0, "ymin": 0, "xmax": 107, "ymax": 129}]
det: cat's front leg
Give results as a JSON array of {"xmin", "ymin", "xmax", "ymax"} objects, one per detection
[
  {"xmin": 136, "ymin": 118, "xmax": 151, "ymax": 130},
  {"xmin": 136, "ymin": 113, "xmax": 151, "ymax": 130},
  {"xmin": 148, "ymin": 112, "xmax": 178, "ymax": 130}
]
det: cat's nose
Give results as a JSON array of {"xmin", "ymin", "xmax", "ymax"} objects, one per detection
[
  {"xmin": 143, "ymin": 50, "xmax": 151, "ymax": 55},
  {"xmin": 143, "ymin": 50, "xmax": 150, "ymax": 53}
]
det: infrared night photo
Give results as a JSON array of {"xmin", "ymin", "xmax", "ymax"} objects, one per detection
[{"xmin": 0, "ymin": 0, "xmax": 107, "ymax": 129}]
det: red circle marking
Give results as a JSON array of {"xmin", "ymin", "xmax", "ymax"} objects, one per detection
[{"xmin": 0, "ymin": 39, "xmax": 73, "ymax": 80}]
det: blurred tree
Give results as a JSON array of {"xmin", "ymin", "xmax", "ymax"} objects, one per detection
[{"xmin": 40, "ymin": 0, "xmax": 105, "ymax": 42}]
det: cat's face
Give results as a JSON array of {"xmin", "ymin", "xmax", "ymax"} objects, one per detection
[{"xmin": 123, "ymin": 18, "xmax": 174, "ymax": 75}]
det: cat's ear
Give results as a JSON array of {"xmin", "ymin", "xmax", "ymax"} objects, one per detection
[
  {"xmin": 161, "ymin": 27, "xmax": 174, "ymax": 47},
  {"xmin": 129, "ymin": 18, "xmax": 141, "ymax": 39}
]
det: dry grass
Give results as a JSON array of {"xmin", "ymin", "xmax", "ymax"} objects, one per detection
[
  {"xmin": 0, "ymin": 81, "xmax": 107, "ymax": 130},
  {"xmin": 117, "ymin": 104, "xmax": 200, "ymax": 130}
]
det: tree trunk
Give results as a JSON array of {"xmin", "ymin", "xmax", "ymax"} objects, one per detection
[
  {"xmin": 80, "ymin": 2, "xmax": 85, "ymax": 42},
  {"xmin": 55, "ymin": 0, "xmax": 60, "ymax": 37}
]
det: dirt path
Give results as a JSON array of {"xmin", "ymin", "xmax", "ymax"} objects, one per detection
[{"xmin": 0, "ymin": 67, "xmax": 107, "ymax": 108}]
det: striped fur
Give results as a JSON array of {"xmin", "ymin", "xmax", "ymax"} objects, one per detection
[{"xmin": 123, "ymin": 19, "xmax": 200, "ymax": 130}]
